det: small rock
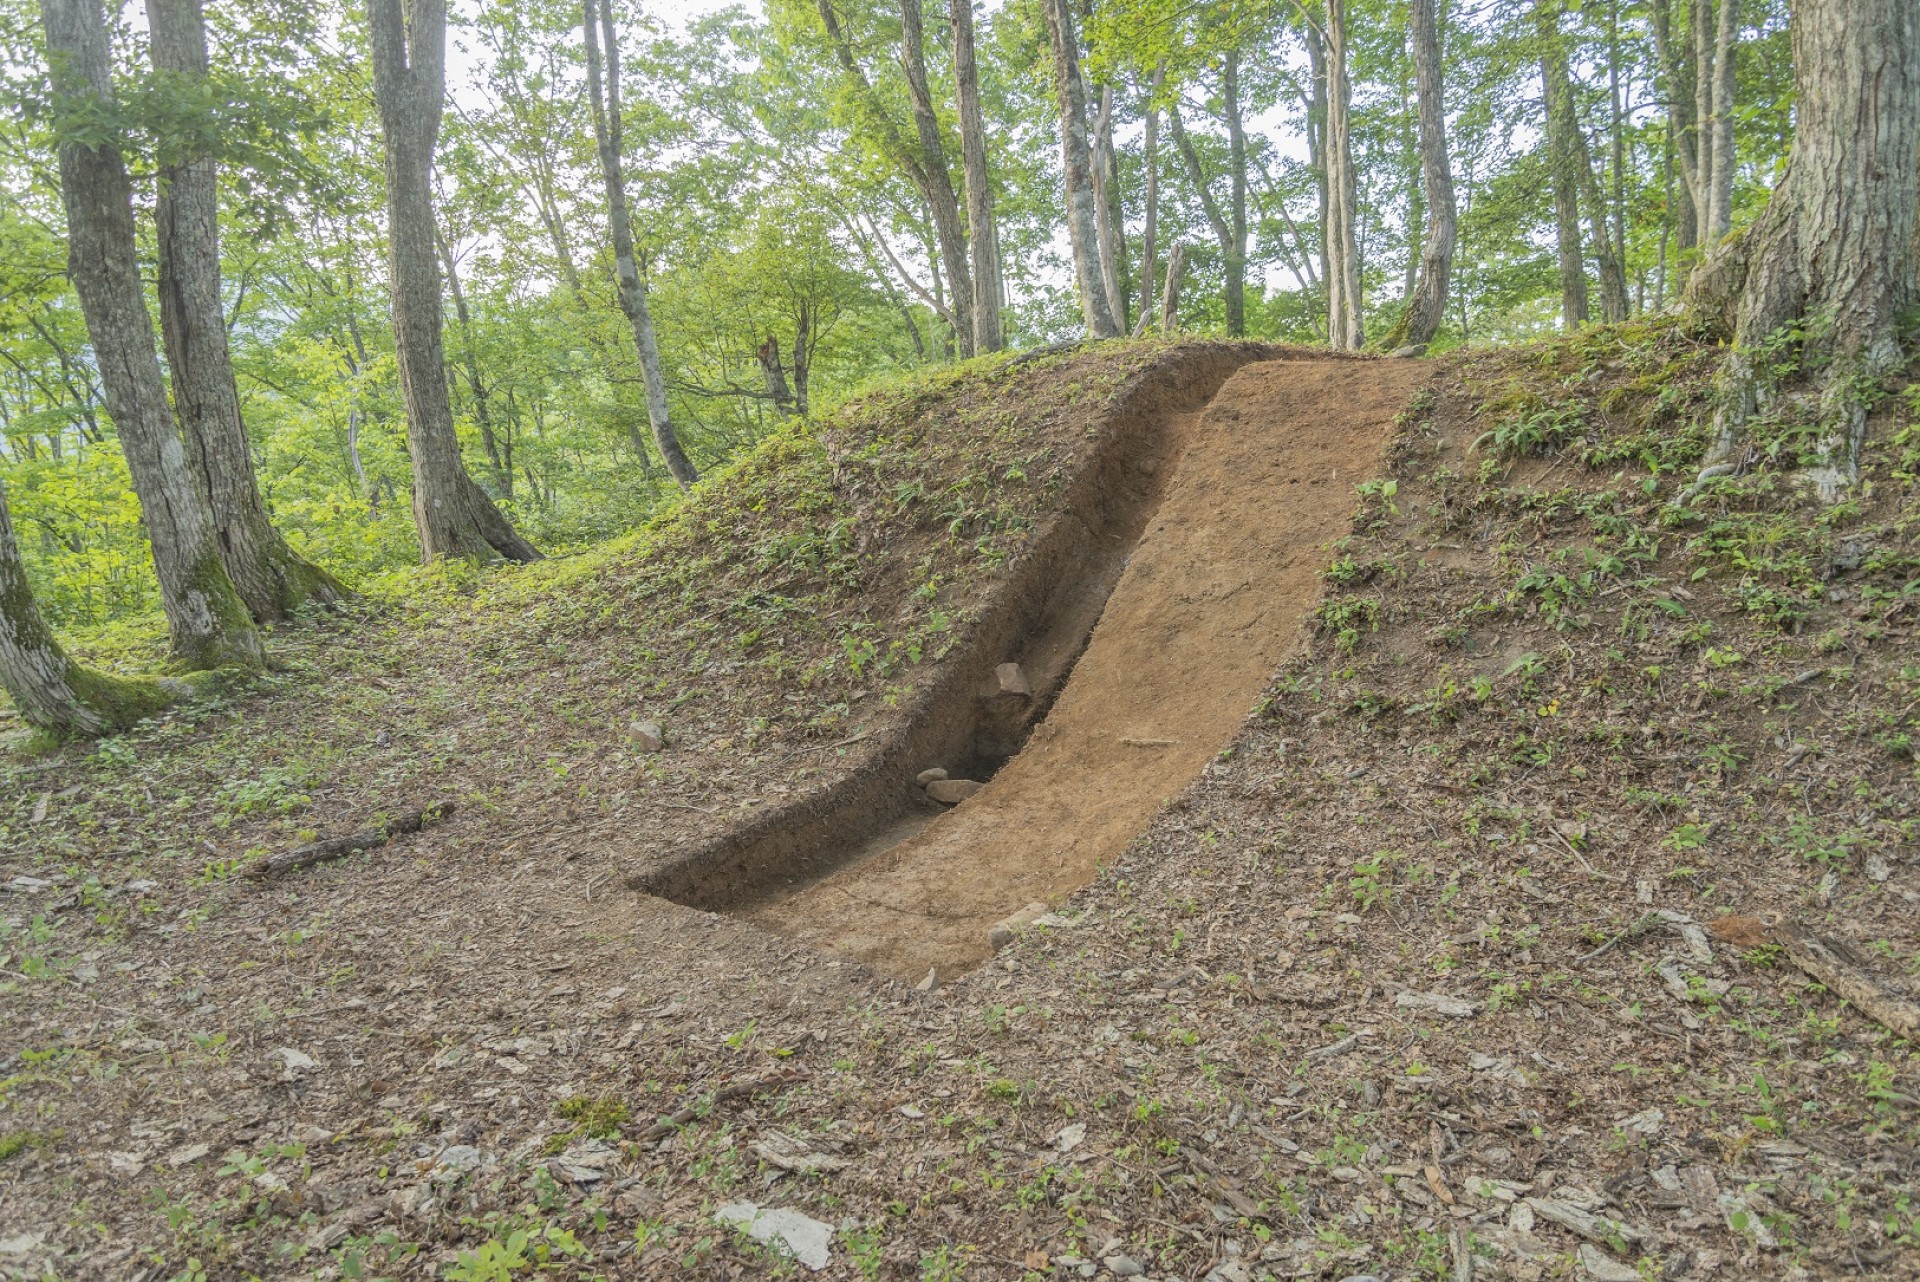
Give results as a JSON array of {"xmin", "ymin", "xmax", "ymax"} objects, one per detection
[
  {"xmin": 750, "ymin": 1130, "xmax": 848, "ymax": 1175},
  {"xmin": 714, "ymin": 1203, "xmax": 832, "ymax": 1271},
  {"xmin": 926, "ymin": 779, "xmax": 983, "ymax": 804},
  {"xmin": 915, "ymin": 767, "xmax": 949, "ymax": 786},
  {"xmin": 630, "ymin": 720, "xmax": 665, "ymax": 752},
  {"xmin": 1053, "ymin": 1122, "xmax": 1087, "ymax": 1154},
  {"xmin": 166, "ymin": 1142, "xmax": 210, "ymax": 1168},
  {"xmin": 1103, "ymin": 1255, "xmax": 1145, "ymax": 1277},
  {"xmin": 1394, "ymin": 991, "xmax": 1478, "ymax": 1018},
  {"xmin": 915, "ymin": 968, "xmax": 939, "ymax": 992},
  {"xmin": 996, "ymin": 662, "xmax": 1031, "ymax": 696},
  {"xmin": 1203, "ymin": 1263, "xmax": 1251, "ymax": 1282},
  {"xmin": 1386, "ymin": 344, "xmax": 1426, "ymax": 358},
  {"xmin": 988, "ymin": 902, "xmax": 1049, "ymax": 950},
  {"xmin": 1577, "ymin": 1244, "xmax": 1642, "ymax": 1281},
  {"xmin": 268, "ymin": 1047, "xmax": 319, "ymax": 1081}
]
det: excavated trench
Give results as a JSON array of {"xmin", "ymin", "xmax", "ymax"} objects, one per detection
[{"xmin": 633, "ymin": 352, "xmax": 1429, "ymax": 983}]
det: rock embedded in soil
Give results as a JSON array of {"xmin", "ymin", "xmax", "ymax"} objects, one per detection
[
  {"xmin": 995, "ymin": 661, "xmax": 1031, "ymax": 696},
  {"xmin": 988, "ymin": 901, "xmax": 1049, "ymax": 950},
  {"xmin": 629, "ymin": 720, "xmax": 665, "ymax": 752},
  {"xmin": 926, "ymin": 778, "xmax": 982, "ymax": 804},
  {"xmin": 914, "ymin": 767, "xmax": 949, "ymax": 786}
]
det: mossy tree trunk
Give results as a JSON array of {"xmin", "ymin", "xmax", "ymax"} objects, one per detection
[
  {"xmin": 1686, "ymin": 0, "xmax": 1920, "ymax": 498},
  {"xmin": 367, "ymin": 0, "xmax": 545, "ymax": 558},
  {"xmin": 146, "ymin": 0, "xmax": 347, "ymax": 620},
  {"xmin": 1383, "ymin": 0, "xmax": 1456, "ymax": 350},
  {"xmin": 39, "ymin": 0, "xmax": 264, "ymax": 672},
  {"xmin": 0, "ymin": 481, "xmax": 172, "ymax": 738}
]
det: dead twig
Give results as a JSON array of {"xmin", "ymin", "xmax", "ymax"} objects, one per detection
[
  {"xmin": 1775, "ymin": 921, "xmax": 1920, "ymax": 1039},
  {"xmin": 244, "ymin": 803, "xmax": 454, "ymax": 881},
  {"xmin": 630, "ymin": 1071, "xmax": 810, "ymax": 1142}
]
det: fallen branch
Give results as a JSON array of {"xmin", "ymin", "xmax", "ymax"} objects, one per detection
[
  {"xmin": 630, "ymin": 1071, "xmax": 810, "ymax": 1142},
  {"xmin": 244, "ymin": 802, "xmax": 455, "ymax": 881},
  {"xmin": 1775, "ymin": 921, "xmax": 1920, "ymax": 1039}
]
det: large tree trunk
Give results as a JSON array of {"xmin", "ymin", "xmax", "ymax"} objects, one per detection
[
  {"xmin": 1324, "ymin": 0, "xmax": 1364, "ymax": 350},
  {"xmin": 949, "ymin": 0, "xmax": 1004, "ymax": 353},
  {"xmin": 39, "ymin": 0, "xmax": 263, "ymax": 670},
  {"xmin": 898, "ymin": 0, "xmax": 974, "ymax": 357},
  {"xmin": 0, "ymin": 479, "xmax": 173, "ymax": 737},
  {"xmin": 368, "ymin": 0, "xmax": 541, "ymax": 559},
  {"xmin": 1686, "ymin": 0, "xmax": 1919, "ymax": 497},
  {"xmin": 582, "ymin": 0, "xmax": 698, "ymax": 488},
  {"xmin": 1041, "ymin": 0, "xmax": 1120, "ymax": 338},
  {"xmin": 146, "ymin": 0, "xmax": 344, "ymax": 622},
  {"xmin": 1388, "ymin": 0, "xmax": 1454, "ymax": 349}
]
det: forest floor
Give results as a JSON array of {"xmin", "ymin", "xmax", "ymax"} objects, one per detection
[{"xmin": 3, "ymin": 330, "xmax": 1919, "ymax": 1282}]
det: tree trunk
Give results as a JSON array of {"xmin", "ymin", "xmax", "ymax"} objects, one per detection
[
  {"xmin": 1090, "ymin": 81, "xmax": 1128, "ymax": 332},
  {"xmin": 581, "ymin": 0, "xmax": 698, "ymax": 489},
  {"xmin": 1159, "ymin": 241, "xmax": 1188, "ymax": 333},
  {"xmin": 1168, "ymin": 105, "xmax": 1236, "ymax": 327},
  {"xmin": 1324, "ymin": 0, "xmax": 1364, "ymax": 350},
  {"xmin": 434, "ymin": 229, "xmax": 510, "ymax": 495},
  {"xmin": 898, "ymin": 0, "xmax": 974, "ymax": 357},
  {"xmin": 1698, "ymin": 0, "xmax": 1740, "ymax": 241},
  {"xmin": 1650, "ymin": 0, "xmax": 1701, "ymax": 250},
  {"xmin": 1538, "ymin": 15, "xmax": 1590, "ymax": 330},
  {"xmin": 758, "ymin": 336, "xmax": 798, "ymax": 419},
  {"xmin": 1041, "ymin": 0, "xmax": 1120, "ymax": 338},
  {"xmin": 949, "ymin": 0, "xmax": 1003, "ymax": 353},
  {"xmin": 0, "ymin": 479, "xmax": 173, "ymax": 737},
  {"xmin": 1136, "ymin": 63, "xmax": 1163, "ymax": 333},
  {"xmin": 1685, "ymin": 0, "xmax": 1919, "ymax": 496},
  {"xmin": 1389, "ymin": 0, "xmax": 1455, "ymax": 349},
  {"xmin": 1305, "ymin": 21, "xmax": 1330, "ymax": 315},
  {"xmin": 1222, "ymin": 52, "xmax": 1249, "ymax": 338},
  {"xmin": 368, "ymin": 0, "xmax": 541, "ymax": 560},
  {"xmin": 146, "ymin": 0, "xmax": 344, "ymax": 622},
  {"xmin": 39, "ymin": 0, "xmax": 263, "ymax": 670}
]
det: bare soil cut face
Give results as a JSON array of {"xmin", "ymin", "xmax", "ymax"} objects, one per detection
[{"xmin": 749, "ymin": 358, "xmax": 1430, "ymax": 980}]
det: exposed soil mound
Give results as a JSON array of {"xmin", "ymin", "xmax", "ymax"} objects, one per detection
[{"xmin": 752, "ymin": 358, "xmax": 1428, "ymax": 979}]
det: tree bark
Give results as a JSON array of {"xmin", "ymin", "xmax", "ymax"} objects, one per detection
[
  {"xmin": 582, "ymin": 0, "xmax": 699, "ymax": 488},
  {"xmin": 1685, "ymin": 0, "xmax": 1919, "ymax": 496},
  {"xmin": 1699, "ymin": 0, "xmax": 1740, "ymax": 241},
  {"xmin": 757, "ymin": 336, "xmax": 798, "ymax": 419},
  {"xmin": 949, "ymin": 0, "xmax": 1003, "ymax": 353},
  {"xmin": 1091, "ymin": 81, "xmax": 1128, "ymax": 333},
  {"xmin": 1537, "ymin": 1, "xmax": 1629, "ymax": 323},
  {"xmin": 898, "ymin": 0, "xmax": 974, "ymax": 356},
  {"xmin": 1538, "ymin": 13, "xmax": 1590, "ymax": 330},
  {"xmin": 1168, "ymin": 104, "xmax": 1236, "ymax": 327},
  {"xmin": 1159, "ymin": 241, "xmax": 1188, "ymax": 333},
  {"xmin": 368, "ymin": 0, "xmax": 541, "ymax": 560},
  {"xmin": 0, "ymin": 479, "xmax": 173, "ymax": 737},
  {"xmin": 1041, "ymin": 0, "xmax": 1120, "ymax": 338},
  {"xmin": 1324, "ymin": 0, "xmax": 1364, "ymax": 350},
  {"xmin": 1389, "ymin": 0, "xmax": 1454, "ymax": 349},
  {"xmin": 1135, "ymin": 63, "xmax": 1163, "ymax": 333},
  {"xmin": 146, "ymin": 0, "xmax": 344, "ymax": 621},
  {"xmin": 39, "ymin": 0, "xmax": 263, "ymax": 670}
]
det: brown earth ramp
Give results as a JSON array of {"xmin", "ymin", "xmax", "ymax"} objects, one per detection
[
  {"xmin": 628, "ymin": 343, "xmax": 1286, "ymax": 910},
  {"xmin": 750, "ymin": 357, "xmax": 1430, "ymax": 981}
]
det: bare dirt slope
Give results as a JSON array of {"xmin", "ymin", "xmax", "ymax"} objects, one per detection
[{"xmin": 758, "ymin": 359, "xmax": 1429, "ymax": 981}]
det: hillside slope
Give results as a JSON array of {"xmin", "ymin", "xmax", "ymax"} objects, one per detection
[{"xmin": 2, "ymin": 330, "xmax": 1917, "ymax": 1282}]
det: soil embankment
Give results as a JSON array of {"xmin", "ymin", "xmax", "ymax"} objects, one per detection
[{"xmin": 751, "ymin": 357, "xmax": 1429, "ymax": 979}]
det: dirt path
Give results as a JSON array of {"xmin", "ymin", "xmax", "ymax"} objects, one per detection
[{"xmin": 751, "ymin": 358, "xmax": 1429, "ymax": 980}]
